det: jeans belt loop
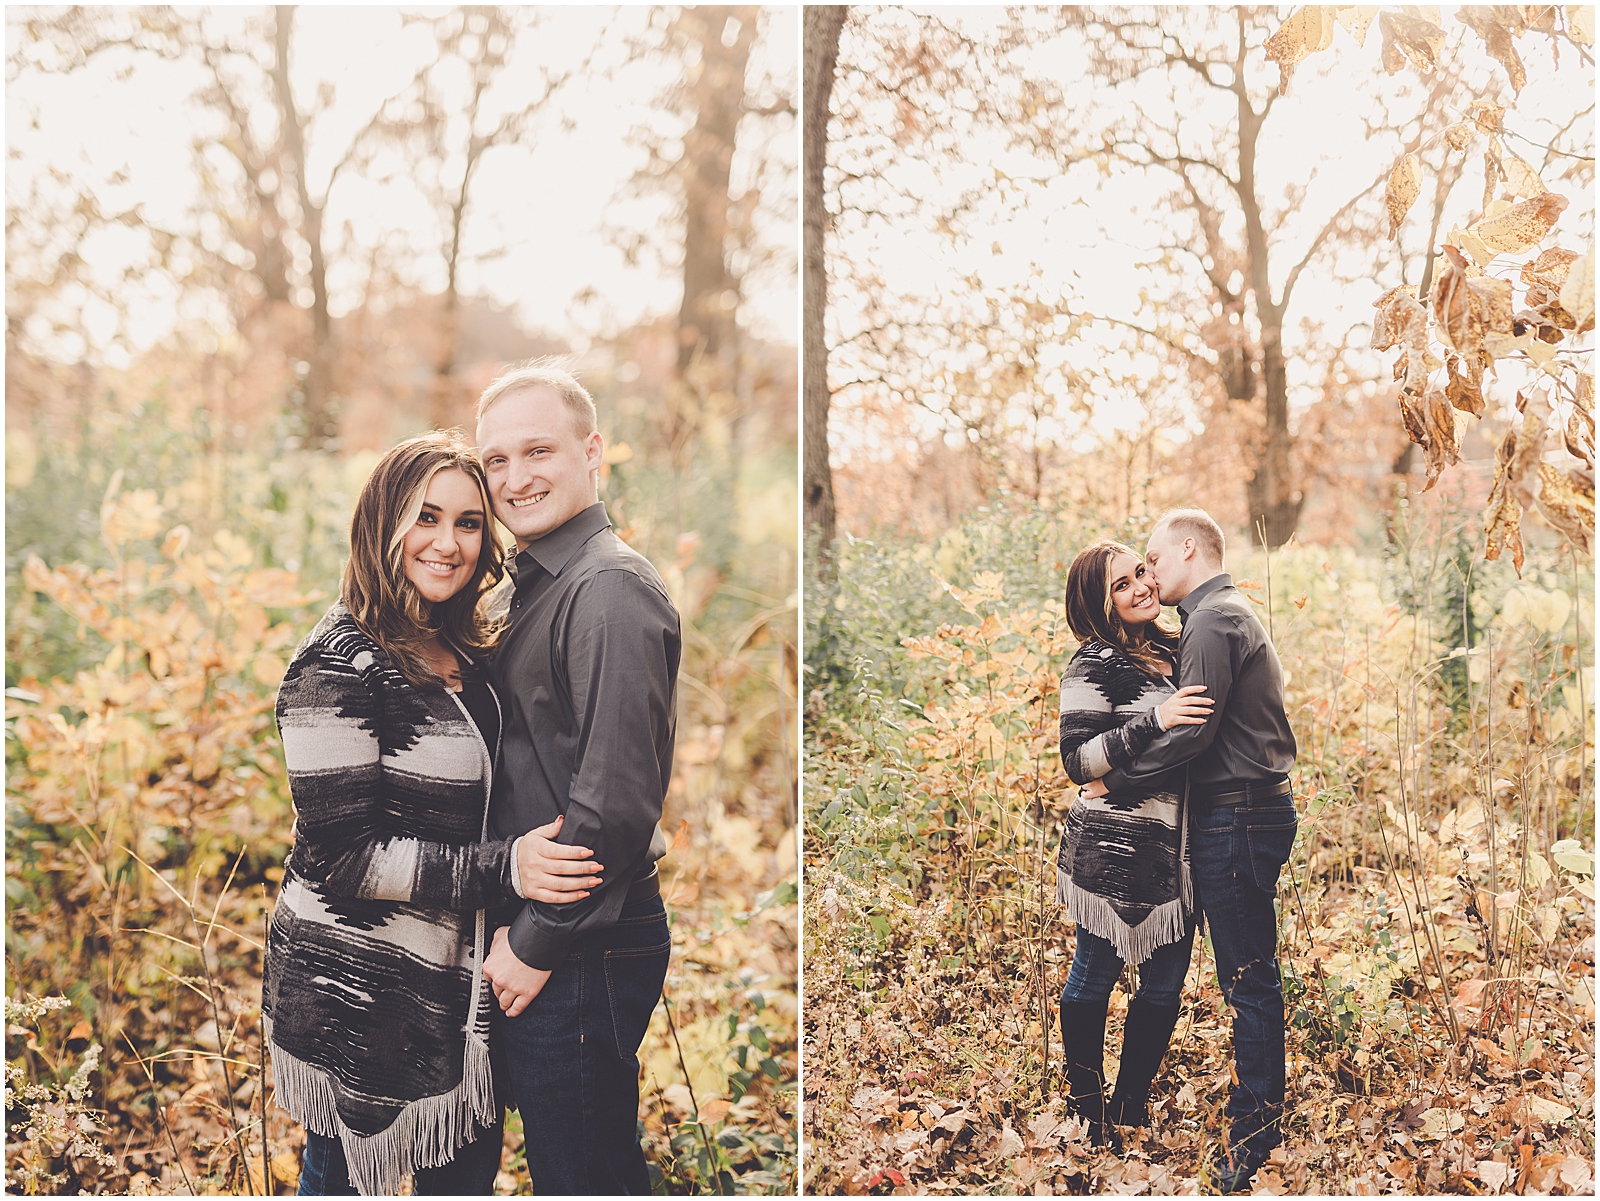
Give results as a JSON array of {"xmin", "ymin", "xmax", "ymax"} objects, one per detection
[{"xmin": 1244, "ymin": 781, "xmax": 1252, "ymax": 806}]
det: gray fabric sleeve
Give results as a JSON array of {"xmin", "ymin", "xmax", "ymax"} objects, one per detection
[
  {"xmin": 1100, "ymin": 610, "xmax": 1238, "ymax": 792},
  {"xmin": 504, "ymin": 570, "xmax": 679, "ymax": 970}
]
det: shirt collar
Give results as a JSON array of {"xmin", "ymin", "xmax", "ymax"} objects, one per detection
[
  {"xmin": 1176, "ymin": 572, "xmax": 1232, "ymax": 623},
  {"xmin": 512, "ymin": 502, "xmax": 612, "ymax": 581}
]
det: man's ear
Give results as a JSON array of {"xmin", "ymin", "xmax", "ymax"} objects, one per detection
[
  {"xmin": 1182, "ymin": 537, "xmax": 1197, "ymax": 561},
  {"xmin": 585, "ymin": 430, "xmax": 605, "ymax": 474}
]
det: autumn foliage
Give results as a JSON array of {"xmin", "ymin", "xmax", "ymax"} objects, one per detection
[
  {"xmin": 5, "ymin": 375, "xmax": 800, "ymax": 1194},
  {"xmin": 803, "ymin": 485, "xmax": 1593, "ymax": 1195},
  {"xmin": 1274, "ymin": 5, "xmax": 1595, "ymax": 570}
]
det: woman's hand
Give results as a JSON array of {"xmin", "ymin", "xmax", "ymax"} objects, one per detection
[
  {"xmin": 1158, "ymin": 684, "xmax": 1212, "ymax": 729},
  {"xmin": 517, "ymin": 814, "xmax": 603, "ymax": 903},
  {"xmin": 1079, "ymin": 779, "xmax": 1108, "ymax": 800}
]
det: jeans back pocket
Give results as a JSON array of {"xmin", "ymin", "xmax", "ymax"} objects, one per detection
[
  {"xmin": 603, "ymin": 937, "xmax": 672, "ymax": 1060},
  {"xmin": 1245, "ymin": 817, "xmax": 1297, "ymax": 893}
]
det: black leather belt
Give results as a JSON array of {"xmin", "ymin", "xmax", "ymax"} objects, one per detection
[
  {"xmin": 626, "ymin": 864, "xmax": 661, "ymax": 904},
  {"xmin": 1203, "ymin": 779, "xmax": 1293, "ymax": 807}
]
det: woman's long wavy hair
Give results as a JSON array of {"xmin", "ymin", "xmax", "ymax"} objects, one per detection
[
  {"xmin": 341, "ymin": 432, "xmax": 506, "ymax": 687},
  {"xmin": 1063, "ymin": 540, "xmax": 1179, "ymax": 678}
]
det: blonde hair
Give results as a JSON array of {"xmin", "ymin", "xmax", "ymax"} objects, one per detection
[
  {"xmin": 475, "ymin": 361, "xmax": 597, "ymax": 436},
  {"xmin": 1153, "ymin": 508, "xmax": 1226, "ymax": 569}
]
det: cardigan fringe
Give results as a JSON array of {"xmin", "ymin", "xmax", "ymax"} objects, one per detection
[
  {"xmin": 1058, "ymin": 844, "xmax": 1192, "ymax": 966},
  {"xmin": 267, "ymin": 1021, "xmax": 496, "ymax": 1196}
]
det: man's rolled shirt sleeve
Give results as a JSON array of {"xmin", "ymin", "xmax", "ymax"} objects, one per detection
[
  {"xmin": 505, "ymin": 570, "xmax": 680, "ymax": 970},
  {"xmin": 1100, "ymin": 609, "xmax": 1239, "ymax": 793}
]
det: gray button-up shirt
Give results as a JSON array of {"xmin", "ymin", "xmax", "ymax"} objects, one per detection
[
  {"xmin": 488, "ymin": 502, "xmax": 679, "ymax": 970},
  {"xmin": 1101, "ymin": 573, "xmax": 1297, "ymax": 795}
]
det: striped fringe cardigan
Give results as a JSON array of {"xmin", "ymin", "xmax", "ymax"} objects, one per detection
[
  {"xmin": 262, "ymin": 604, "xmax": 517, "ymax": 1195},
  {"xmin": 1056, "ymin": 639, "xmax": 1191, "ymax": 965}
]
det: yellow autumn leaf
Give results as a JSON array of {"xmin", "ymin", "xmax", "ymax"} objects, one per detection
[
  {"xmin": 1499, "ymin": 150, "xmax": 1546, "ymax": 199},
  {"xmin": 101, "ymin": 488, "xmax": 165, "ymax": 554},
  {"xmin": 1416, "ymin": 1107, "xmax": 1465, "ymax": 1140},
  {"xmin": 1570, "ymin": 6, "xmax": 1595, "ymax": 45},
  {"xmin": 1264, "ymin": 5, "xmax": 1336, "ymax": 95},
  {"xmin": 1528, "ymin": 1095, "xmax": 1574, "ymax": 1124},
  {"xmin": 1334, "ymin": 5, "xmax": 1379, "ymax": 46},
  {"xmin": 1551, "ymin": 840, "xmax": 1594, "ymax": 877},
  {"xmin": 1470, "ymin": 192, "xmax": 1569, "ymax": 253},
  {"xmin": 160, "ymin": 525, "xmax": 192, "ymax": 560},
  {"xmin": 1385, "ymin": 153, "xmax": 1421, "ymax": 238},
  {"xmin": 251, "ymin": 652, "xmax": 286, "ymax": 687},
  {"xmin": 1559, "ymin": 249, "xmax": 1594, "ymax": 331}
]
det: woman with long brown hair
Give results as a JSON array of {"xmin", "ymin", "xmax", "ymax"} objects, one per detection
[
  {"xmin": 262, "ymin": 432, "xmax": 598, "ymax": 1195},
  {"xmin": 1055, "ymin": 540, "xmax": 1211, "ymax": 1147}
]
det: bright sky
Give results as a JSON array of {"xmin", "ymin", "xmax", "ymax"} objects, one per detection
[
  {"xmin": 5, "ymin": 6, "xmax": 798, "ymax": 364},
  {"xmin": 828, "ymin": 6, "xmax": 1594, "ymax": 460}
]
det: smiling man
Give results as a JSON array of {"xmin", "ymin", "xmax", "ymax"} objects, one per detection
[{"xmin": 474, "ymin": 364, "xmax": 680, "ymax": 1195}]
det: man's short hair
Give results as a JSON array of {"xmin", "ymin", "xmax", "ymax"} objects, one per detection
[
  {"xmin": 475, "ymin": 362, "xmax": 598, "ymax": 437},
  {"xmin": 1153, "ymin": 508, "xmax": 1226, "ymax": 568}
]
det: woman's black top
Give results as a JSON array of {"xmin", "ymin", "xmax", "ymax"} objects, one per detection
[{"xmin": 456, "ymin": 676, "xmax": 500, "ymax": 757}]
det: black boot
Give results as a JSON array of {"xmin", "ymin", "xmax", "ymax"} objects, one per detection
[
  {"xmin": 1213, "ymin": 1144, "xmax": 1269, "ymax": 1194},
  {"xmin": 1213, "ymin": 1117, "xmax": 1279, "ymax": 1193},
  {"xmin": 1059, "ymin": 998, "xmax": 1121, "ymax": 1150},
  {"xmin": 1107, "ymin": 998, "xmax": 1182, "ymax": 1127}
]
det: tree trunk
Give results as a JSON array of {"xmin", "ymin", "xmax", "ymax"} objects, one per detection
[
  {"xmin": 430, "ymin": 166, "xmax": 473, "ymax": 431},
  {"xmin": 803, "ymin": 6, "xmax": 845, "ymax": 569},
  {"xmin": 272, "ymin": 5, "xmax": 337, "ymax": 448},
  {"xmin": 675, "ymin": 6, "xmax": 758, "ymax": 374},
  {"xmin": 1235, "ymin": 80, "xmax": 1300, "ymax": 548},
  {"xmin": 1245, "ymin": 326, "xmax": 1304, "ymax": 547}
]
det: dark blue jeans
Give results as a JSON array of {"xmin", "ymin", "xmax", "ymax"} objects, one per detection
[
  {"xmin": 1190, "ymin": 793, "xmax": 1298, "ymax": 1156},
  {"xmin": 297, "ymin": 1114, "xmax": 502, "ymax": 1195},
  {"xmin": 493, "ymin": 895, "xmax": 672, "ymax": 1196},
  {"xmin": 1059, "ymin": 920, "xmax": 1196, "ymax": 1006}
]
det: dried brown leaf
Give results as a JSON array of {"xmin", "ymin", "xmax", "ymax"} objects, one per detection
[
  {"xmin": 1535, "ymin": 462, "xmax": 1595, "ymax": 554},
  {"xmin": 1445, "ymin": 353, "xmax": 1486, "ymax": 416},
  {"xmin": 1419, "ymin": 388, "xmax": 1467, "ymax": 489},
  {"xmin": 1470, "ymin": 99, "xmax": 1506, "ymax": 133},
  {"xmin": 1562, "ymin": 384, "xmax": 1594, "ymax": 467},
  {"xmin": 1265, "ymin": 6, "xmax": 1337, "ymax": 94},
  {"xmin": 1432, "ymin": 245, "xmax": 1473, "ymax": 351},
  {"xmin": 1510, "ymin": 388, "xmax": 1552, "ymax": 513},
  {"xmin": 1379, "ymin": 10, "xmax": 1446, "ymax": 74},
  {"xmin": 1520, "ymin": 246, "xmax": 1581, "ymax": 308},
  {"xmin": 1482, "ymin": 133, "xmax": 1506, "ymax": 213},
  {"xmin": 1470, "ymin": 191, "xmax": 1569, "ymax": 254},
  {"xmin": 1467, "ymin": 274, "xmax": 1515, "ymax": 334},
  {"xmin": 1483, "ymin": 427, "xmax": 1525, "ymax": 575},
  {"xmin": 1385, "ymin": 153, "xmax": 1422, "ymax": 238},
  {"xmin": 1444, "ymin": 119, "xmax": 1477, "ymax": 151},
  {"xmin": 1372, "ymin": 285, "xmax": 1432, "ymax": 394},
  {"xmin": 1558, "ymin": 249, "xmax": 1594, "ymax": 332},
  {"xmin": 1432, "ymin": 245, "xmax": 1511, "ymax": 356},
  {"xmin": 1398, "ymin": 390, "xmax": 1429, "ymax": 447},
  {"xmin": 1458, "ymin": 9, "xmax": 1528, "ymax": 93}
]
